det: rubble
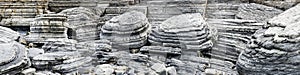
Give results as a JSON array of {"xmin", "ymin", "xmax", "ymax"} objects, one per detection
[
  {"xmin": 100, "ymin": 11, "xmax": 151, "ymax": 49},
  {"xmin": 237, "ymin": 4, "xmax": 300, "ymax": 75},
  {"xmin": 149, "ymin": 13, "xmax": 214, "ymax": 56}
]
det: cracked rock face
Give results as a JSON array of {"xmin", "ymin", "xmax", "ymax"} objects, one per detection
[
  {"xmin": 237, "ymin": 4, "xmax": 300, "ymax": 75},
  {"xmin": 100, "ymin": 11, "xmax": 151, "ymax": 49},
  {"xmin": 149, "ymin": 13, "xmax": 214, "ymax": 56}
]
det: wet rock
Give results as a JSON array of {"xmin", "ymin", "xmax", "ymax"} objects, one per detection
[
  {"xmin": 26, "ymin": 14, "xmax": 68, "ymax": 43},
  {"xmin": 100, "ymin": 11, "xmax": 151, "ymax": 49},
  {"xmin": 237, "ymin": 3, "xmax": 283, "ymax": 22},
  {"xmin": 0, "ymin": 42, "xmax": 30, "ymax": 74},
  {"xmin": 149, "ymin": 13, "xmax": 214, "ymax": 56},
  {"xmin": 237, "ymin": 4, "xmax": 300, "ymax": 75}
]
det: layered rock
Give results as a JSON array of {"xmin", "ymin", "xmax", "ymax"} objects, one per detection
[
  {"xmin": 176, "ymin": 55, "xmax": 238, "ymax": 75},
  {"xmin": 0, "ymin": 26, "xmax": 20, "ymax": 43},
  {"xmin": 26, "ymin": 14, "xmax": 68, "ymax": 43},
  {"xmin": 59, "ymin": 7, "xmax": 104, "ymax": 41},
  {"xmin": 149, "ymin": 13, "xmax": 214, "ymax": 56},
  {"xmin": 0, "ymin": 42, "xmax": 30, "ymax": 74},
  {"xmin": 48, "ymin": 0, "xmax": 98, "ymax": 13},
  {"xmin": 100, "ymin": 11, "xmax": 151, "ymax": 49},
  {"xmin": 207, "ymin": 19, "xmax": 264, "ymax": 62},
  {"xmin": 32, "ymin": 52, "xmax": 81, "ymax": 69},
  {"xmin": 237, "ymin": 4, "xmax": 300, "ymax": 74},
  {"xmin": 42, "ymin": 39, "xmax": 77, "ymax": 52},
  {"xmin": 140, "ymin": 46, "xmax": 181, "ymax": 62},
  {"xmin": 237, "ymin": 3, "xmax": 283, "ymax": 22},
  {"xmin": 0, "ymin": 0, "xmax": 48, "ymax": 26}
]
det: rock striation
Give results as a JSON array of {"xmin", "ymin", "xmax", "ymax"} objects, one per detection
[
  {"xmin": 26, "ymin": 14, "xmax": 68, "ymax": 43},
  {"xmin": 0, "ymin": 26, "xmax": 20, "ymax": 43},
  {"xmin": 237, "ymin": 3, "xmax": 283, "ymax": 22},
  {"xmin": 100, "ymin": 11, "xmax": 151, "ymax": 49},
  {"xmin": 237, "ymin": 4, "xmax": 300, "ymax": 75},
  {"xmin": 0, "ymin": 42, "xmax": 30, "ymax": 74},
  {"xmin": 207, "ymin": 19, "xmax": 264, "ymax": 62},
  {"xmin": 0, "ymin": 0, "xmax": 48, "ymax": 26},
  {"xmin": 149, "ymin": 13, "xmax": 214, "ymax": 56}
]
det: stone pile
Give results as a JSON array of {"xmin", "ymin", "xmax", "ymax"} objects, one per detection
[
  {"xmin": 0, "ymin": 42, "xmax": 30, "ymax": 74},
  {"xmin": 207, "ymin": 19, "xmax": 264, "ymax": 62},
  {"xmin": 100, "ymin": 11, "xmax": 151, "ymax": 49},
  {"xmin": 237, "ymin": 3, "xmax": 283, "ymax": 22},
  {"xmin": 26, "ymin": 14, "xmax": 68, "ymax": 43},
  {"xmin": 0, "ymin": 0, "xmax": 48, "ymax": 26},
  {"xmin": 149, "ymin": 13, "xmax": 214, "ymax": 56},
  {"xmin": 237, "ymin": 4, "xmax": 300, "ymax": 75}
]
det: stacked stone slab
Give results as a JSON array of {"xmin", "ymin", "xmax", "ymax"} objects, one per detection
[
  {"xmin": 59, "ymin": 7, "xmax": 104, "ymax": 41},
  {"xmin": 237, "ymin": 4, "xmax": 300, "ymax": 75},
  {"xmin": 100, "ymin": 11, "xmax": 151, "ymax": 49},
  {"xmin": 237, "ymin": 3, "xmax": 283, "ymax": 22},
  {"xmin": 149, "ymin": 13, "xmax": 214, "ymax": 56},
  {"xmin": 0, "ymin": 0, "xmax": 48, "ymax": 26},
  {"xmin": 32, "ymin": 52, "xmax": 81, "ymax": 69},
  {"xmin": 140, "ymin": 46, "xmax": 181, "ymax": 62},
  {"xmin": 42, "ymin": 39, "xmax": 77, "ymax": 52},
  {"xmin": 0, "ymin": 42, "xmax": 30, "ymax": 74},
  {"xmin": 49, "ymin": 0, "xmax": 98, "ymax": 13},
  {"xmin": 207, "ymin": 19, "xmax": 264, "ymax": 62},
  {"xmin": 26, "ymin": 14, "xmax": 68, "ymax": 43},
  {"xmin": 176, "ymin": 55, "xmax": 238, "ymax": 75}
]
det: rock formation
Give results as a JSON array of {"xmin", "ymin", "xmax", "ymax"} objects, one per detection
[
  {"xmin": 237, "ymin": 4, "xmax": 300, "ymax": 75},
  {"xmin": 207, "ymin": 19, "xmax": 264, "ymax": 62},
  {"xmin": 237, "ymin": 3, "xmax": 283, "ymax": 22},
  {"xmin": 100, "ymin": 11, "xmax": 151, "ymax": 49},
  {"xmin": 0, "ymin": 0, "xmax": 48, "ymax": 26},
  {"xmin": 149, "ymin": 13, "xmax": 214, "ymax": 56},
  {"xmin": 26, "ymin": 14, "xmax": 68, "ymax": 43},
  {"xmin": 0, "ymin": 42, "xmax": 30, "ymax": 74}
]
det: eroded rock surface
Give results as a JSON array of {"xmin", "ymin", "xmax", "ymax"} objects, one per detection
[
  {"xmin": 237, "ymin": 4, "xmax": 300, "ymax": 75},
  {"xmin": 149, "ymin": 13, "xmax": 215, "ymax": 56},
  {"xmin": 100, "ymin": 11, "xmax": 151, "ymax": 49}
]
